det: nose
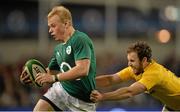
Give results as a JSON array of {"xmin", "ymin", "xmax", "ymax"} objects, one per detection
[
  {"xmin": 49, "ymin": 28, "xmax": 52, "ymax": 33},
  {"xmin": 128, "ymin": 61, "xmax": 132, "ymax": 66}
]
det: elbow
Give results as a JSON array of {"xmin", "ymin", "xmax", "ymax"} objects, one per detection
[
  {"xmin": 126, "ymin": 92, "xmax": 134, "ymax": 98},
  {"xmin": 81, "ymin": 68, "xmax": 89, "ymax": 76},
  {"xmin": 76, "ymin": 59, "xmax": 90, "ymax": 77},
  {"xmin": 78, "ymin": 66, "xmax": 89, "ymax": 77}
]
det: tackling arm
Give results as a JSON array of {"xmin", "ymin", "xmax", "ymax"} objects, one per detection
[
  {"xmin": 96, "ymin": 74, "xmax": 123, "ymax": 88},
  {"xmin": 90, "ymin": 82, "xmax": 146, "ymax": 102}
]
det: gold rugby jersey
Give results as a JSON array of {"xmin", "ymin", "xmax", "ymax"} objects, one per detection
[{"xmin": 117, "ymin": 60, "xmax": 180, "ymax": 110}]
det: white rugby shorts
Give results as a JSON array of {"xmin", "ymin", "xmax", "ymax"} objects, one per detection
[{"xmin": 44, "ymin": 82, "xmax": 96, "ymax": 111}]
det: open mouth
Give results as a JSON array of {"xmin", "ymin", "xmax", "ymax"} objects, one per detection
[
  {"xmin": 130, "ymin": 66, "xmax": 136, "ymax": 70},
  {"xmin": 132, "ymin": 68, "xmax": 136, "ymax": 72},
  {"xmin": 131, "ymin": 66, "xmax": 137, "ymax": 73},
  {"xmin": 51, "ymin": 34, "xmax": 55, "ymax": 38}
]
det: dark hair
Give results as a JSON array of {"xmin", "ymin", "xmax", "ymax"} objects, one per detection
[{"xmin": 127, "ymin": 41, "xmax": 152, "ymax": 62}]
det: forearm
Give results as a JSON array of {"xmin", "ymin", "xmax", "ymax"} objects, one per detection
[
  {"xmin": 90, "ymin": 82, "xmax": 146, "ymax": 102},
  {"xmin": 56, "ymin": 65, "xmax": 87, "ymax": 81},
  {"xmin": 96, "ymin": 74, "xmax": 121, "ymax": 88},
  {"xmin": 102, "ymin": 87, "xmax": 133, "ymax": 101},
  {"xmin": 48, "ymin": 69, "xmax": 59, "ymax": 75},
  {"xmin": 96, "ymin": 75, "xmax": 113, "ymax": 88}
]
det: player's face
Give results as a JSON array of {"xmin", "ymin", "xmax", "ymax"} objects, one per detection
[
  {"xmin": 127, "ymin": 52, "xmax": 144, "ymax": 75},
  {"xmin": 48, "ymin": 15, "xmax": 66, "ymax": 41}
]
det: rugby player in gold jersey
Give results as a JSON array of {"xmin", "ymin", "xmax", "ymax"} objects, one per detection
[{"xmin": 90, "ymin": 41, "xmax": 180, "ymax": 111}]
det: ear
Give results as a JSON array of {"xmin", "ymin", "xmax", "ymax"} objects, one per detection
[
  {"xmin": 64, "ymin": 22, "xmax": 68, "ymax": 28},
  {"xmin": 142, "ymin": 57, "xmax": 147, "ymax": 63},
  {"xmin": 64, "ymin": 20, "xmax": 70, "ymax": 27}
]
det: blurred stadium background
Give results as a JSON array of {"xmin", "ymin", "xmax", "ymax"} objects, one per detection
[{"xmin": 0, "ymin": 0, "xmax": 179, "ymax": 111}]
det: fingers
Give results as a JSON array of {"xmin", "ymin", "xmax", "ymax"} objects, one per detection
[
  {"xmin": 20, "ymin": 69, "xmax": 32, "ymax": 85},
  {"xmin": 91, "ymin": 90, "xmax": 100, "ymax": 97},
  {"xmin": 35, "ymin": 73, "xmax": 44, "ymax": 85},
  {"xmin": 35, "ymin": 73, "xmax": 55, "ymax": 85},
  {"xmin": 90, "ymin": 96, "xmax": 97, "ymax": 103},
  {"xmin": 46, "ymin": 68, "xmax": 50, "ymax": 73},
  {"xmin": 90, "ymin": 90, "xmax": 102, "ymax": 103},
  {"xmin": 91, "ymin": 90, "xmax": 98, "ymax": 95}
]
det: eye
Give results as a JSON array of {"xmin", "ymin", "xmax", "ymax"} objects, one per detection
[
  {"xmin": 130, "ymin": 59, "xmax": 135, "ymax": 63},
  {"xmin": 50, "ymin": 24, "xmax": 54, "ymax": 28},
  {"xmin": 49, "ymin": 23, "xmax": 56, "ymax": 28}
]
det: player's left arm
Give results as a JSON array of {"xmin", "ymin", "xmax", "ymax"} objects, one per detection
[
  {"xmin": 35, "ymin": 59, "xmax": 90, "ymax": 84},
  {"xmin": 36, "ymin": 37, "xmax": 91, "ymax": 84},
  {"xmin": 90, "ymin": 82, "xmax": 146, "ymax": 102},
  {"xmin": 46, "ymin": 68, "xmax": 59, "ymax": 75}
]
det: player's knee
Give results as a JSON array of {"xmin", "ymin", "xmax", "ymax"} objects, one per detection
[{"xmin": 33, "ymin": 99, "xmax": 54, "ymax": 111}]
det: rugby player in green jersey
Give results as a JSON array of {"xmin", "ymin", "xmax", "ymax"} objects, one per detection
[{"xmin": 22, "ymin": 6, "xmax": 96, "ymax": 111}]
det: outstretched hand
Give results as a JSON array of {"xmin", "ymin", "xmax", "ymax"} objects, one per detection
[{"xmin": 90, "ymin": 90, "xmax": 103, "ymax": 102}]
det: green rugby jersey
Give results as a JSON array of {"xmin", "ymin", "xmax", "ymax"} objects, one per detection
[{"xmin": 48, "ymin": 30, "xmax": 96, "ymax": 102}]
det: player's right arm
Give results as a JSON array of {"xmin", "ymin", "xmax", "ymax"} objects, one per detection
[
  {"xmin": 96, "ymin": 73, "xmax": 123, "ymax": 88},
  {"xmin": 96, "ymin": 67, "xmax": 132, "ymax": 88},
  {"xmin": 90, "ymin": 81, "xmax": 146, "ymax": 102}
]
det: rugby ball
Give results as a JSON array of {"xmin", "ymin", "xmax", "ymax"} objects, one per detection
[{"xmin": 24, "ymin": 59, "xmax": 47, "ymax": 87}]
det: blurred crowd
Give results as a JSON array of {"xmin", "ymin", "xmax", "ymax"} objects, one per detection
[{"xmin": 0, "ymin": 52, "xmax": 179, "ymax": 111}]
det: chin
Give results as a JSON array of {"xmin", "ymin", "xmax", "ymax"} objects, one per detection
[
  {"xmin": 133, "ymin": 71, "xmax": 137, "ymax": 75},
  {"xmin": 134, "ymin": 71, "xmax": 138, "ymax": 75},
  {"xmin": 132, "ymin": 69, "xmax": 139, "ymax": 74},
  {"xmin": 134, "ymin": 70, "xmax": 144, "ymax": 75},
  {"xmin": 134, "ymin": 72, "xmax": 140, "ymax": 75},
  {"xmin": 54, "ymin": 38, "xmax": 60, "ymax": 41}
]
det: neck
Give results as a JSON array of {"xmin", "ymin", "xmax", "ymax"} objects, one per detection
[
  {"xmin": 143, "ymin": 61, "xmax": 150, "ymax": 69},
  {"xmin": 64, "ymin": 26, "xmax": 75, "ymax": 43}
]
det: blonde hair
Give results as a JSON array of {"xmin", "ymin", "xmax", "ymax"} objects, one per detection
[{"xmin": 48, "ymin": 6, "xmax": 72, "ymax": 25}]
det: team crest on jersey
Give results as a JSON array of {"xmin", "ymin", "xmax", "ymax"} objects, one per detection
[{"xmin": 66, "ymin": 46, "xmax": 71, "ymax": 55}]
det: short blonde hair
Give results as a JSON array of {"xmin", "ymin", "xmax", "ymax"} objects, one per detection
[{"xmin": 48, "ymin": 6, "xmax": 72, "ymax": 25}]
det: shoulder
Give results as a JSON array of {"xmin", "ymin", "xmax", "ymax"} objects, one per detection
[
  {"xmin": 149, "ymin": 60, "xmax": 162, "ymax": 70},
  {"xmin": 72, "ymin": 30, "xmax": 92, "ymax": 43},
  {"xmin": 116, "ymin": 67, "xmax": 134, "ymax": 78},
  {"xmin": 54, "ymin": 43, "xmax": 63, "ymax": 51},
  {"xmin": 55, "ymin": 43, "xmax": 62, "ymax": 48},
  {"xmin": 144, "ymin": 60, "xmax": 162, "ymax": 75},
  {"xmin": 142, "ymin": 65, "xmax": 161, "ymax": 82},
  {"xmin": 75, "ymin": 30, "xmax": 89, "ymax": 38},
  {"xmin": 119, "ymin": 67, "xmax": 133, "ymax": 74}
]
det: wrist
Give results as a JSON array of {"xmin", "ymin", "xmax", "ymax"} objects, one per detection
[
  {"xmin": 52, "ymin": 74, "xmax": 59, "ymax": 82},
  {"xmin": 101, "ymin": 93, "xmax": 106, "ymax": 101},
  {"xmin": 55, "ymin": 74, "xmax": 59, "ymax": 81}
]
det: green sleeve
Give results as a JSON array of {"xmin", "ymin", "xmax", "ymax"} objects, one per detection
[
  {"xmin": 73, "ymin": 37, "xmax": 91, "ymax": 61},
  {"xmin": 48, "ymin": 49, "xmax": 60, "ymax": 71}
]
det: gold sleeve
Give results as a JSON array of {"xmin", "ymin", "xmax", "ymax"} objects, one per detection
[
  {"xmin": 117, "ymin": 67, "xmax": 133, "ymax": 81},
  {"xmin": 138, "ymin": 72, "xmax": 159, "ymax": 91}
]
